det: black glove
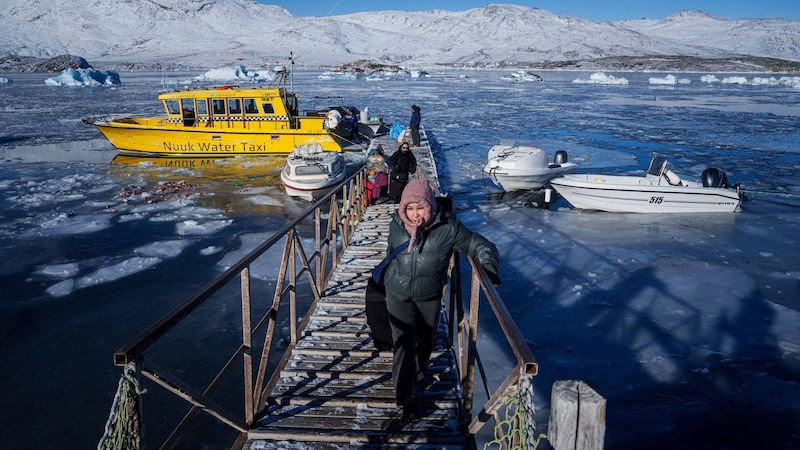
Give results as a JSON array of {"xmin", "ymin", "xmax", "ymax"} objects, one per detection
[{"xmin": 486, "ymin": 270, "xmax": 501, "ymax": 286}]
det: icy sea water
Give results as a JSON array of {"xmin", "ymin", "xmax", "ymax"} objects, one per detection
[{"xmin": 1, "ymin": 70, "xmax": 799, "ymax": 449}]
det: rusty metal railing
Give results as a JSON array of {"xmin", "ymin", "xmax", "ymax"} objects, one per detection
[
  {"xmin": 109, "ymin": 167, "xmax": 370, "ymax": 448},
  {"xmin": 448, "ymin": 254, "xmax": 539, "ymax": 446}
]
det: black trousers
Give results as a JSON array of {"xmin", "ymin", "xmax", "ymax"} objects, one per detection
[
  {"xmin": 411, "ymin": 128, "xmax": 421, "ymax": 146},
  {"xmin": 385, "ymin": 294, "xmax": 441, "ymax": 406}
]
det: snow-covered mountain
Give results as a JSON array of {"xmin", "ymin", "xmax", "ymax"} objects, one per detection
[{"xmin": 1, "ymin": 0, "xmax": 798, "ymax": 70}]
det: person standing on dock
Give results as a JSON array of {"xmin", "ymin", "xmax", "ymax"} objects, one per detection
[
  {"xmin": 409, "ymin": 104, "xmax": 421, "ymax": 147},
  {"xmin": 348, "ymin": 108, "xmax": 359, "ymax": 141},
  {"xmin": 388, "ymin": 142, "xmax": 417, "ymax": 201},
  {"xmin": 383, "ymin": 179, "xmax": 500, "ymax": 421}
]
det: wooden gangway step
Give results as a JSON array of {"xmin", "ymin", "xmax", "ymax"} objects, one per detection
[{"xmin": 245, "ymin": 165, "xmax": 467, "ymax": 448}]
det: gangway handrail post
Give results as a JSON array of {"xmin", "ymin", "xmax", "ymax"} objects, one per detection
[{"xmin": 450, "ymin": 254, "xmax": 539, "ymax": 441}]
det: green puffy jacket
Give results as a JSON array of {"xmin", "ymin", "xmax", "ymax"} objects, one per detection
[{"xmin": 383, "ymin": 198, "xmax": 499, "ymax": 302}]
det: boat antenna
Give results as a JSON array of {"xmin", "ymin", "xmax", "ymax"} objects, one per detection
[{"xmin": 289, "ymin": 51, "xmax": 295, "ymax": 92}]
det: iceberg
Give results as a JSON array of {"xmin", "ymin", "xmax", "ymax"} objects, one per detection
[
  {"xmin": 572, "ymin": 72, "xmax": 629, "ymax": 85},
  {"xmin": 193, "ymin": 65, "xmax": 274, "ymax": 83},
  {"xmin": 44, "ymin": 68, "xmax": 121, "ymax": 86}
]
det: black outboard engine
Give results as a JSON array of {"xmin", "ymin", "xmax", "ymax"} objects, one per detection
[
  {"xmin": 554, "ymin": 150, "xmax": 568, "ymax": 165},
  {"xmin": 701, "ymin": 167, "xmax": 730, "ymax": 188}
]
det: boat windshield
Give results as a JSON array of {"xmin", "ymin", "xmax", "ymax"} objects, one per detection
[
  {"xmin": 164, "ymin": 99, "xmax": 181, "ymax": 115},
  {"xmin": 647, "ymin": 156, "xmax": 668, "ymax": 177},
  {"xmin": 296, "ymin": 165, "xmax": 328, "ymax": 176}
]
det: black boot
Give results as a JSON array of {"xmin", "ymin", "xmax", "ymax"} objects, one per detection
[{"xmin": 401, "ymin": 402, "xmax": 421, "ymax": 422}]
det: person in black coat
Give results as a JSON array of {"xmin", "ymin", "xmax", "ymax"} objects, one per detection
[
  {"xmin": 383, "ymin": 179, "xmax": 500, "ymax": 421},
  {"xmin": 348, "ymin": 108, "xmax": 359, "ymax": 141},
  {"xmin": 409, "ymin": 104, "xmax": 421, "ymax": 147},
  {"xmin": 388, "ymin": 142, "xmax": 417, "ymax": 201}
]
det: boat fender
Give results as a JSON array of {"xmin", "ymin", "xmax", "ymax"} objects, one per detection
[
  {"xmin": 554, "ymin": 150, "xmax": 568, "ymax": 165},
  {"xmin": 325, "ymin": 110, "xmax": 342, "ymax": 130},
  {"xmin": 664, "ymin": 169, "xmax": 682, "ymax": 186}
]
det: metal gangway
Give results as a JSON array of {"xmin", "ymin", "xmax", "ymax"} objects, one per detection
[{"xmin": 99, "ymin": 133, "xmax": 538, "ymax": 450}]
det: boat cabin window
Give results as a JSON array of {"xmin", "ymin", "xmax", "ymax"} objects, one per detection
[
  {"xmin": 244, "ymin": 98, "xmax": 259, "ymax": 114},
  {"xmin": 181, "ymin": 99, "xmax": 196, "ymax": 126},
  {"xmin": 196, "ymin": 99, "xmax": 208, "ymax": 116},
  {"xmin": 164, "ymin": 99, "xmax": 181, "ymax": 115},
  {"xmin": 181, "ymin": 99, "xmax": 195, "ymax": 114},
  {"xmin": 212, "ymin": 99, "xmax": 226, "ymax": 115},
  {"xmin": 262, "ymin": 103, "xmax": 275, "ymax": 114},
  {"xmin": 228, "ymin": 98, "xmax": 242, "ymax": 115}
]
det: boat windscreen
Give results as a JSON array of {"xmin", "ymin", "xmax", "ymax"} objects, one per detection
[
  {"xmin": 296, "ymin": 165, "xmax": 328, "ymax": 176},
  {"xmin": 647, "ymin": 156, "xmax": 668, "ymax": 176},
  {"xmin": 164, "ymin": 99, "xmax": 180, "ymax": 115}
]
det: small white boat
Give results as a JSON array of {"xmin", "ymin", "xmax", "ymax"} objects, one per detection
[
  {"xmin": 549, "ymin": 155, "xmax": 745, "ymax": 213},
  {"xmin": 281, "ymin": 144, "xmax": 346, "ymax": 201},
  {"xmin": 499, "ymin": 70, "xmax": 543, "ymax": 82},
  {"xmin": 483, "ymin": 145, "xmax": 579, "ymax": 192}
]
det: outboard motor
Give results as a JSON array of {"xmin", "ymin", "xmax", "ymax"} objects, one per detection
[
  {"xmin": 325, "ymin": 109, "xmax": 342, "ymax": 130},
  {"xmin": 553, "ymin": 150, "xmax": 568, "ymax": 165},
  {"xmin": 701, "ymin": 167, "xmax": 730, "ymax": 188}
]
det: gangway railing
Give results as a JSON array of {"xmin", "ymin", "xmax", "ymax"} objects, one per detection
[{"xmin": 99, "ymin": 168, "xmax": 538, "ymax": 450}]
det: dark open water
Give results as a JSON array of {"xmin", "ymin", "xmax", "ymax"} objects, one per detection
[{"xmin": 1, "ymin": 69, "xmax": 799, "ymax": 448}]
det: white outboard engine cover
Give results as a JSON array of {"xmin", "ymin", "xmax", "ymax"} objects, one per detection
[
  {"xmin": 664, "ymin": 169, "xmax": 682, "ymax": 186},
  {"xmin": 325, "ymin": 110, "xmax": 342, "ymax": 130}
]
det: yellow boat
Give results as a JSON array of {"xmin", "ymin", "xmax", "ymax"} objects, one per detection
[{"xmin": 85, "ymin": 69, "xmax": 368, "ymax": 157}]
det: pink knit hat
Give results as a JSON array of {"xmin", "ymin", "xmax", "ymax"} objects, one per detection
[{"xmin": 398, "ymin": 179, "xmax": 437, "ymax": 250}]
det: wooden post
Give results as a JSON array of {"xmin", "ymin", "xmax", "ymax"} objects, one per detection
[{"xmin": 548, "ymin": 380, "xmax": 606, "ymax": 450}]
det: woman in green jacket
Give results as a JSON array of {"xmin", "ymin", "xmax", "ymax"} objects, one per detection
[{"xmin": 383, "ymin": 179, "xmax": 500, "ymax": 420}]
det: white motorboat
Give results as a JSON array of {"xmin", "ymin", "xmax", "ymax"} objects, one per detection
[
  {"xmin": 549, "ymin": 155, "xmax": 745, "ymax": 213},
  {"xmin": 281, "ymin": 144, "xmax": 346, "ymax": 201},
  {"xmin": 483, "ymin": 145, "xmax": 579, "ymax": 192},
  {"xmin": 499, "ymin": 70, "xmax": 543, "ymax": 82}
]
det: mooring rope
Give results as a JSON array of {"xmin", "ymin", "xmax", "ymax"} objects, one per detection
[
  {"xmin": 742, "ymin": 189, "xmax": 800, "ymax": 200},
  {"xmin": 97, "ymin": 364, "xmax": 146, "ymax": 450}
]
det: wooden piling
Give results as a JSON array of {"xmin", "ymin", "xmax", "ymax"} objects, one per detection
[{"xmin": 548, "ymin": 380, "xmax": 606, "ymax": 450}]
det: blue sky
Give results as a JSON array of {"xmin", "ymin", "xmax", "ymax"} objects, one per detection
[{"xmin": 260, "ymin": 1, "xmax": 799, "ymax": 21}]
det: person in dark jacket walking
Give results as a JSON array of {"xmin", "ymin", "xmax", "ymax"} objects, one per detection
[
  {"xmin": 409, "ymin": 104, "xmax": 421, "ymax": 147},
  {"xmin": 348, "ymin": 108, "xmax": 359, "ymax": 141},
  {"xmin": 388, "ymin": 142, "xmax": 417, "ymax": 201},
  {"xmin": 383, "ymin": 179, "xmax": 500, "ymax": 420}
]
